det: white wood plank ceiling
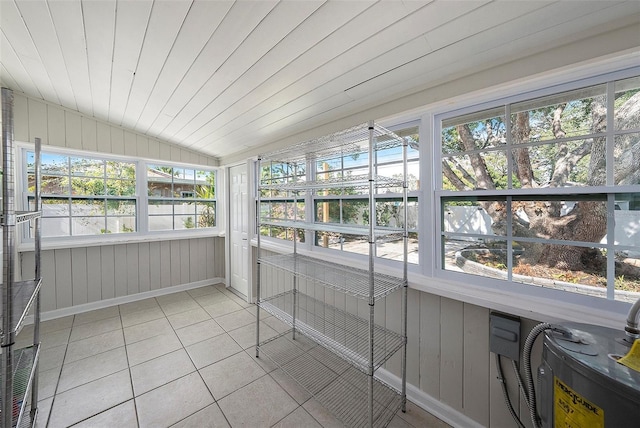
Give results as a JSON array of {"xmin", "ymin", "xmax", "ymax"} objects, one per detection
[{"xmin": 1, "ymin": 0, "xmax": 639, "ymax": 161}]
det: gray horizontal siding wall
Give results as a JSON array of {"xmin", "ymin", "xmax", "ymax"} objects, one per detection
[
  {"xmin": 257, "ymin": 250, "xmax": 544, "ymax": 428},
  {"xmin": 21, "ymin": 237, "xmax": 225, "ymax": 313}
]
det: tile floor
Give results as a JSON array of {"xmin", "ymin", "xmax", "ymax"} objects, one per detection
[{"xmin": 16, "ymin": 283, "xmax": 451, "ymax": 428}]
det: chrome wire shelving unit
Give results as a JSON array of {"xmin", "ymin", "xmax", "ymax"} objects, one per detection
[
  {"xmin": 255, "ymin": 121, "xmax": 408, "ymax": 428},
  {"xmin": 1, "ymin": 88, "xmax": 42, "ymax": 428}
]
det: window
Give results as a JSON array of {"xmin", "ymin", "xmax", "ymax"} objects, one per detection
[
  {"xmin": 27, "ymin": 152, "xmax": 136, "ymax": 237},
  {"xmin": 258, "ymin": 124, "xmax": 420, "ymax": 264},
  {"xmin": 258, "ymin": 161, "xmax": 305, "ymax": 242},
  {"xmin": 313, "ymin": 125, "xmax": 420, "ymax": 263},
  {"xmin": 147, "ymin": 165, "xmax": 216, "ymax": 231},
  {"xmin": 437, "ymin": 75, "xmax": 640, "ymax": 302}
]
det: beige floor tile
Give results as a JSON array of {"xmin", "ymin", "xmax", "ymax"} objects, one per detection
[
  {"xmin": 64, "ymin": 329, "xmax": 125, "ymax": 364},
  {"xmin": 202, "ymin": 299, "xmax": 243, "ymax": 318},
  {"xmin": 303, "ymin": 399, "xmax": 344, "ymax": 428},
  {"xmin": 30, "ymin": 328, "xmax": 71, "ymax": 350},
  {"xmin": 73, "ymin": 399, "xmax": 138, "ymax": 428},
  {"xmin": 38, "ymin": 343, "xmax": 66, "ymax": 371},
  {"xmin": 34, "ymin": 396, "xmax": 53, "ymax": 428},
  {"xmin": 119, "ymin": 297, "xmax": 160, "ymax": 315},
  {"xmin": 186, "ymin": 333, "xmax": 242, "ymax": 369},
  {"xmin": 135, "ymin": 372, "xmax": 214, "ymax": 428},
  {"xmin": 217, "ymin": 375, "xmax": 299, "ymax": 428},
  {"xmin": 171, "ymin": 403, "xmax": 230, "ymax": 428},
  {"xmin": 38, "ymin": 365, "xmax": 62, "ymax": 399},
  {"xmin": 175, "ymin": 319, "xmax": 225, "ymax": 347},
  {"xmin": 127, "ymin": 331, "xmax": 183, "ymax": 366},
  {"xmin": 199, "ymin": 351, "xmax": 266, "ymax": 400},
  {"xmin": 388, "ymin": 415, "xmax": 414, "ymax": 427},
  {"xmin": 187, "ymin": 285, "xmax": 221, "ymax": 298},
  {"xmin": 48, "ymin": 369, "xmax": 132, "ymax": 427},
  {"xmin": 131, "ymin": 348, "xmax": 196, "ymax": 396},
  {"xmin": 273, "ymin": 407, "xmax": 322, "ymax": 428},
  {"xmin": 167, "ymin": 307, "xmax": 211, "ymax": 330},
  {"xmin": 269, "ymin": 368, "xmax": 312, "ymax": 404},
  {"xmin": 57, "ymin": 347, "xmax": 128, "ymax": 393},
  {"xmin": 214, "ymin": 308, "xmax": 256, "ymax": 332},
  {"xmin": 69, "ymin": 316, "xmax": 122, "ymax": 342},
  {"xmin": 193, "ymin": 290, "xmax": 230, "ymax": 307},
  {"xmin": 263, "ymin": 316, "xmax": 292, "ymax": 333},
  {"xmin": 73, "ymin": 306, "xmax": 120, "ymax": 326},
  {"xmin": 123, "ymin": 317, "xmax": 173, "ymax": 344},
  {"xmin": 160, "ymin": 298, "xmax": 202, "ymax": 316},
  {"xmin": 229, "ymin": 321, "xmax": 278, "ymax": 349},
  {"xmin": 121, "ymin": 305, "xmax": 166, "ymax": 328},
  {"xmin": 39, "ymin": 315, "xmax": 74, "ymax": 334},
  {"xmin": 155, "ymin": 291, "xmax": 193, "ymax": 305}
]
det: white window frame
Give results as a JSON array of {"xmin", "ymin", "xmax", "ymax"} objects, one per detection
[
  {"xmin": 426, "ymin": 65, "xmax": 640, "ymax": 326},
  {"xmin": 17, "ymin": 143, "xmax": 221, "ymax": 250}
]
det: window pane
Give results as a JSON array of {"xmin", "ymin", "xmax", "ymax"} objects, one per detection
[
  {"xmin": 41, "ymin": 217, "xmax": 69, "ymax": 237},
  {"xmin": 511, "ymin": 85, "xmax": 607, "ymax": 141},
  {"xmin": 71, "ymin": 177, "xmax": 105, "ymax": 196},
  {"xmin": 107, "ymin": 199, "xmax": 136, "ymax": 216},
  {"xmin": 341, "ymin": 200, "xmax": 368, "ymax": 225},
  {"xmin": 614, "ymin": 76, "xmax": 640, "ymax": 131},
  {"xmin": 147, "ymin": 165, "xmax": 173, "ymax": 197},
  {"xmin": 315, "ymin": 200, "xmax": 341, "ymax": 223},
  {"xmin": 149, "ymin": 216, "xmax": 173, "ymax": 231},
  {"xmin": 106, "ymin": 161, "xmax": 136, "ymax": 179},
  {"xmin": 443, "ymin": 198, "xmax": 504, "ymax": 237},
  {"xmin": 512, "ymin": 140, "xmax": 596, "ymax": 188},
  {"xmin": 442, "ymin": 109, "xmax": 506, "ymax": 154},
  {"xmin": 71, "ymin": 217, "xmax": 107, "ymax": 235},
  {"xmin": 71, "ymin": 199, "xmax": 105, "ymax": 216},
  {"xmin": 511, "ymin": 197, "xmax": 607, "ymax": 244},
  {"xmin": 148, "ymin": 200, "xmax": 173, "ymax": 215},
  {"xmin": 41, "ymin": 153, "xmax": 68, "ymax": 175},
  {"xmin": 106, "ymin": 216, "xmax": 136, "ymax": 233},
  {"xmin": 41, "ymin": 175, "xmax": 69, "ymax": 195},
  {"xmin": 70, "ymin": 157, "xmax": 104, "ymax": 177},
  {"xmin": 446, "ymin": 239, "xmax": 508, "ymax": 276},
  {"xmin": 376, "ymin": 198, "xmax": 418, "ymax": 229},
  {"xmin": 41, "ymin": 198, "xmax": 70, "ymax": 217},
  {"xmin": 174, "ymin": 202, "xmax": 196, "ymax": 216},
  {"xmin": 176, "ymin": 215, "xmax": 196, "ymax": 230},
  {"xmin": 106, "ymin": 179, "xmax": 136, "ymax": 196},
  {"xmin": 614, "ymin": 133, "xmax": 640, "ymax": 185},
  {"xmin": 195, "ymin": 170, "xmax": 215, "ymax": 199},
  {"xmin": 196, "ymin": 202, "xmax": 216, "ymax": 228},
  {"xmin": 442, "ymin": 151, "xmax": 508, "ymax": 191}
]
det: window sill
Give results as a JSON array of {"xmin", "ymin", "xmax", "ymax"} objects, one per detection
[
  {"xmin": 18, "ymin": 229, "xmax": 225, "ymax": 252},
  {"xmin": 252, "ymin": 239, "xmax": 632, "ymax": 330}
]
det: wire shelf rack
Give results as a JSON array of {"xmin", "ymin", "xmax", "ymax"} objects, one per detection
[
  {"xmin": 259, "ymin": 219, "xmax": 404, "ymax": 239},
  {"xmin": 259, "ymin": 291, "xmax": 405, "ymax": 373},
  {"xmin": 258, "ymin": 333, "xmax": 402, "ymax": 428},
  {"xmin": 260, "ymin": 123, "xmax": 403, "ymax": 164},
  {"xmin": 0, "ymin": 211, "xmax": 41, "ymax": 225},
  {"xmin": 258, "ymin": 175, "xmax": 403, "ymax": 191},
  {"xmin": 1, "ymin": 279, "xmax": 43, "ymax": 336},
  {"xmin": 259, "ymin": 254, "xmax": 404, "ymax": 301},
  {"xmin": 0, "ymin": 344, "xmax": 40, "ymax": 428}
]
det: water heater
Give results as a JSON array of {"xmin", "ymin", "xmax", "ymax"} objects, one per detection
[{"xmin": 537, "ymin": 322, "xmax": 640, "ymax": 427}]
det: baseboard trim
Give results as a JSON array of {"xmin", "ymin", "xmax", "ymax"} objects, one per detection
[
  {"xmin": 26, "ymin": 278, "xmax": 225, "ymax": 324},
  {"xmin": 375, "ymin": 368, "xmax": 485, "ymax": 428}
]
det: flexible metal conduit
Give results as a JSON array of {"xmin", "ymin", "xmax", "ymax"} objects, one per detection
[{"xmin": 625, "ymin": 296, "xmax": 640, "ymax": 341}]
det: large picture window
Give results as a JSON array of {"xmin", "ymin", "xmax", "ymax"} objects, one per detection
[
  {"xmin": 437, "ymin": 75, "xmax": 640, "ymax": 302},
  {"xmin": 27, "ymin": 152, "xmax": 136, "ymax": 237}
]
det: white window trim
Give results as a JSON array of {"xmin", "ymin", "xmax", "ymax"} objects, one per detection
[{"xmin": 422, "ymin": 62, "xmax": 640, "ymax": 328}]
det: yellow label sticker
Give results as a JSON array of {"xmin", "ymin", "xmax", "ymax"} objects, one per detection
[
  {"xmin": 617, "ymin": 339, "xmax": 640, "ymax": 372},
  {"xmin": 554, "ymin": 376, "xmax": 604, "ymax": 428}
]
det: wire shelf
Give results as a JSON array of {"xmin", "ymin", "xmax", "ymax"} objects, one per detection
[
  {"xmin": 260, "ymin": 123, "xmax": 403, "ymax": 164},
  {"xmin": 259, "ymin": 291, "xmax": 405, "ymax": 373},
  {"xmin": 258, "ymin": 254, "xmax": 404, "ymax": 301},
  {"xmin": 0, "ymin": 279, "xmax": 43, "ymax": 336},
  {"xmin": 0, "ymin": 344, "xmax": 40, "ymax": 428},
  {"xmin": 258, "ymin": 333, "xmax": 402, "ymax": 428},
  {"xmin": 259, "ymin": 219, "xmax": 404, "ymax": 239},
  {"xmin": 0, "ymin": 211, "xmax": 41, "ymax": 225},
  {"xmin": 259, "ymin": 175, "xmax": 403, "ymax": 191}
]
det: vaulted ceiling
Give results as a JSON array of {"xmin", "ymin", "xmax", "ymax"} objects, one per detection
[{"xmin": 1, "ymin": 0, "xmax": 639, "ymax": 162}]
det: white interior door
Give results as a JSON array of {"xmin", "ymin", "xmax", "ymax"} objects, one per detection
[{"xmin": 229, "ymin": 164, "xmax": 249, "ymax": 297}]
